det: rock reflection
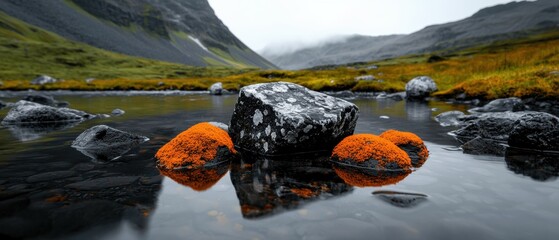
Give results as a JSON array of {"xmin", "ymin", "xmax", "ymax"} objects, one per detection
[
  {"xmin": 5, "ymin": 121, "xmax": 80, "ymax": 142},
  {"xmin": 333, "ymin": 164, "xmax": 411, "ymax": 187},
  {"xmin": 405, "ymin": 101, "xmax": 432, "ymax": 122},
  {"xmin": 505, "ymin": 148, "xmax": 559, "ymax": 181},
  {"xmin": 230, "ymin": 153, "xmax": 353, "ymax": 219},
  {"xmin": 160, "ymin": 162, "xmax": 230, "ymax": 191},
  {"xmin": 372, "ymin": 190, "xmax": 428, "ymax": 208}
]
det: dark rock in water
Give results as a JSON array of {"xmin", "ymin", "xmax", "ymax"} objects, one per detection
[
  {"xmin": 229, "ymin": 82, "xmax": 359, "ymax": 155},
  {"xmin": 65, "ymin": 176, "xmax": 140, "ymax": 190},
  {"xmin": 5, "ymin": 121, "xmax": 81, "ymax": 142},
  {"xmin": 209, "ymin": 82, "xmax": 223, "ymax": 95},
  {"xmin": 22, "ymin": 94, "xmax": 68, "ymax": 107},
  {"xmin": 508, "ymin": 112, "xmax": 559, "ymax": 151},
  {"xmin": 30, "ymin": 75, "xmax": 58, "ymax": 85},
  {"xmin": 26, "ymin": 171, "xmax": 76, "ymax": 183},
  {"xmin": 1, "ymin": 101, "xmax": 93, "ymax": 124},
  {"xmin": 405, "ymin": 76, "xmax": 437, "ymax": 100},
  {"xmin": 462, "ymin": 137, "xmax": 507, "ymax": 156},
  {"xmin": 230, "ymin": 153, "xmax": 352, "ymax": 219},
  {"xmin": 71, "ymin": 125, "xmax": 149, "ymax": 161},
  {"xmin": 111, "ymin": 108, "xmax": 125, "ymax": 115},
  {"xmin": 326, "ymin": 90, "xmax": 355, "ymax": 100},
  {"xmin": 469, "ymin": 97, "xmax": 525, "ymax": 113},
  {"xmin": 435, "ymin": 111, "xmax": 467, "ymax": 127},
  {"xmin": 450, "ymin": 111, "xmax": 528, "ymax": 143},
  {"xmin": 372, "ymin": 190, "xmax": 428, "ymax": 208},
  {"xmin": 505, "ymin": 148, "xmax": 559, "ymax": 181}
]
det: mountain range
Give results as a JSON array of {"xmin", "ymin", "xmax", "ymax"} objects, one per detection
[
  {"xmin": 0, "ymin": 0, "xmax": 276, "ymax": 69},
  {"xmin": 262, "ymin": 0, "xmax": 559, "ymax": 69}
]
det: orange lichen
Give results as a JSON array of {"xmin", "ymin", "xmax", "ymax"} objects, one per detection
[
  {"xmin": 159, "ymin": 164, "xmax": 229, "ymax": 191},
  {"xmin": 331, "ymin": 134, "xmax": 412, "ymax": 169},
  {"xmin": 46, "ymin": 195, "xmax": 67, "ymax": 203},
  {"xmin": 290, "ymin": 188, "xmax": 318, "ymax": 199},
  {"xmin": 334, "ymin": 166, "xmax": 411, "ymax": 187},
  {"xmin": 380, "ymin": 130, "xmax": 429, "ymax": 167},
  {"xmin": 156, "ymin": 122, "xmax": 236, "ymax": 169}
]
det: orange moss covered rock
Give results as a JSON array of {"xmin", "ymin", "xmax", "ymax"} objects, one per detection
[
  {"xmin": 333, "ymin": 165, "xmax": 411, "ymax": 187},
  {"xmin": 331, "ymin": 134, "xmax": 412, "ymax": 170},
  {"xmin": 156, "ymin": 122, "xmax": 236, "ymax": 170},
  {"xmin": 380, "ymin": 130, "xmax": 429, "ymax": 167},
  {"xmin": 160, "ymin": 163, "xmax": 230, "ymax": 191}
]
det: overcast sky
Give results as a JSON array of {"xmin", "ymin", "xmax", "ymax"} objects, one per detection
[{"xmin": 208, "ymin": 0, "xmax": 517, "ymax": 53}]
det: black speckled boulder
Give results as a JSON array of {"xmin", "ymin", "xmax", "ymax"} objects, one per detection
[
  {"xmin": 508, "ymin": 112, "xmax": 559, "ymax": 151},
  {"xmin": 229, "ymin": 82, "xmax": 359, "ymax": 155}
]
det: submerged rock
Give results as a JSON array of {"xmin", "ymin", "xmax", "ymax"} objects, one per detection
[
  {"xmin": 405, "ymin": 76, "xmax": 437, "ymax": 100},
  {"xmin": 469, "ymin": 97, "xmax": 525, "ymax": 113},
  {"xmin": 155, "ymin": 122, "xmax": 236, "ymax": 169},
  {"xmin": 435, "ymin": 111, "xmax": 467, "ymax": 127},
  {"xmin": 22, "ymin": 94, "xmax": 68, "ymax": 107},
  {"xmin": 380, "ymin": 130, "xmax": 429, "ymax": 167},
  {"xmin": 372, "ymin": 190, "xmax": 428, "ymax": 208},
  {"xmin": 72, "ymin": 125, "xmax": 149, "ymax": 161},
  {"xmin": 30, "ymin": 75, "xmax": 58, "ymax": 85},
  {"xmin": 209, "ymin": 82, "xmax": 223, "ymax": 95},
  {"xmin": 229, "ymin": 82, "xmax": 359, "ymax": 155},
  {"xmin": 1, "ymin": 101, "xmax": 93, "ymax": 125},
  {"xmin": 331, "ymin": 134, "xmax": 412, "ymax": 170},
  {"xmin": 508, "ymin": 112, "xmax": 559, "ymax": 151}
]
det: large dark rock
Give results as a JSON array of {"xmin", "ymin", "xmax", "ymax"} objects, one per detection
[
  {"xmin": 508, "ymin": 112, "xmax": 559, "ymax": 151},
  {"xmin": 71, "ymin": 125, "xmax": 149, "ymax": 161},
  {"xmin": 405, "ymin": 76, "xmax": 437, "ymax": 100},
  {"xmin": 435, "ymin": 110, "xmax": 467, "ymax": 127},
  {"xmin": 229, "ymin": 82, "xmax": 359, "ymax": 155},
  {"xmin": 450, "ymin": 111, "xmax": 528, "ymax": 143},
  {"xmin": 1, "ymin": 101, "xmax": 93, "ymax": 125},
  {"xmin": 22, "ymin": 94, "xmax": 68, "ymax": 107},
  {"xmin": 461, "ymin": 137, "xmax": 507, "ymax": 156},
  {"xmin": 30, "ymin": 75, "xmax": 58, "ymax": 85},
  {"xmin": 469, "ymin": 97, "xmax": 525, "ymax": 113}
]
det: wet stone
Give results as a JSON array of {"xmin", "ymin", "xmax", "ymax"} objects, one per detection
[
  {"xmin": 230, "ymin": 82, "xmax": 359, "ymax": 155},
  {"xmin": 462, "ymin": 137, "xmax": 507, "ymax": 156},
  {"xmin": 65, "ymin": 176, "xmax": 139, "ymax": 190},
  {"xmin": 469, "ymin": 97, "xmax": 525, "ymax": 113},
  {"xmin": 508, "ymin": 112, "xmax": 559, "ymax": 151},
  {"xmin": 1, "ymin": 101, "xmax": 92, "ymax": 124},
  {"xmin": 435, "ymin": 110, "xmax": 467, "ymax": 127},
  {"xmin": 26, "ymin": 171, "xmax": 76, "ymax": 183}
]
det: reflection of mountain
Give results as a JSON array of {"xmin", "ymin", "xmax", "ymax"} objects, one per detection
[
  {"xmin": 4, "ymin": 121, "xmax": 80, "ymax": 142},
  {"xmin": 160, "ymin": 162, "xmax": 230, "ymax": 191},
  {"xmin": 333, "ymin": 164, "xmax": 411, "ymax": 187},
  {"xmin": 230, "ymin": 153, "xmax": 352, "ymax": 219},
  {"xmin": 505, "ymin": 148, "xmax": 559, "ymax": 181}
]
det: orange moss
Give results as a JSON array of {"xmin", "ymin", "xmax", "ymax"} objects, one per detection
[
  {"xmin": 334, "ymin": 166, "xmax": 411, "ymax": 187},
  {"xmin": 380, "ymin": 129, "xmax": 429, "ymax": 167},
  {"xmin": 46, "ymin": 195, "xmax": 67, "ymax": 203},
  {"xmin": 156, "ymin": 122, "xmax": 236, "ymax": 169},
  {"xmin": 331, "ymin": 134, "xmax": 412, "ymax": 169},
  {"xmin": 159, "ymin": 164, "xmax": 229, "ymax": 191},
  {"xmin": 290, "ymin": 188, "xmax": 318, "ymax": 199}
]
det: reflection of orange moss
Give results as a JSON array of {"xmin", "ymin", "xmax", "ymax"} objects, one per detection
[
  {"xmin": 334, "ymin": 166, "xmax": 411, "ymax": 187},
  {"xmin": 156, "ymin": 122, "xmax": 236, "ymax": 169},
  {"xmin": 331, "ymin": 134, "xmax": 411, "ymax": 169},
  {"xmin": 160, "ymin": 165, "xmax": 229, "ymax": 191},
  {"xmin": 241, "ymin": 203, "xmax": 274, "ymax": 216},
  {"xmin": 380, "ymin": 130, "xmax": 429, "ymax": 167},
  {"xmin": 290, "ymin": 188, "xmax": 318, "ymax": 199}
]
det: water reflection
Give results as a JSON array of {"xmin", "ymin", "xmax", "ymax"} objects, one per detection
[
  {"xmin": 372, "ymin": 190, "xmax": 428, "ymax": 208},
  {"xmin": 4, "ymin": 121, "xmax": 80, "ymax": 142},
  {"xmin": 230, "ymin": 153, "xmax": 353, "ymax": 219},
  {"xmin": 505, "ymin": 148, "xmax": 559, "ymax": 181},
  {"xmin": 160, "ymin": 162, "xmax": 230, "ymax": 191},
  {"xmin": 405, "ymin": 101, "xmax": 432, "ymax": 122},
  {"xmin": 333, "ymin": 164, "xmax": 411, "ymax": 187}
]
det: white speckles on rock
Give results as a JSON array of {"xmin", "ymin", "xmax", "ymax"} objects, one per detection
[
  {"xmin": 304, "ymin": 125, "xmax": 313, "ymax": 133},
  {"xmin": 272, "ymin": 84, "xmax": 289, "ymax": 92},
  {"xmin": 263, "ymin": 142, "xmax": 269, "ymax": 152},
  {"xmin": 287, "ymin": 98, "xmax": 297, "ymax": 103},
  {"xmin": 265, "ymin": 125, "xmax": 271, "ymax": 136},
  {"xmin": 240, "ymin": 130, "xmax": 245, "ymax": 138},
  {"xmin": 253, "ymin": 109, "xmax": 263, "ymax": 126},
  {"xmin": 263, "ymin": 109, "xmax": 269, "ymax": 116},
  {"xmin": 271, "ymin": 132, "xmax": 277, "ymax": 141},
  {"xmin": 281, "ymin": 128, "xmax": 286, "ymax": 136}
]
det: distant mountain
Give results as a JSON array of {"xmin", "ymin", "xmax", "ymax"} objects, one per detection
[
  {"xmin": 0, "ymin": 0, "xmax": 276, "ymax": 69},
  {"xmin": 263, "ymin": 0, "xmax": 559, "ymax": 69}
]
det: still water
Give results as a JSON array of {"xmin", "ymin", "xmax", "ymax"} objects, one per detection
[{"xmin": 0, "ymin": 91, "xmax": 558, "ymax": 240}]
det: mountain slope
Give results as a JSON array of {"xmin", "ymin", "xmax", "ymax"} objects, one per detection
[
  {"xmin": 0, "ymin": 0, "xmax": 276, "ymax": 69},
  {"xmin": 264, "ymin": 0, "xmax": 559, "ymax": 69}
]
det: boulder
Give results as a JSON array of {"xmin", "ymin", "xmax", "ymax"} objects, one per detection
[
  {"xmin": 72, "ymin": 125, "xmax": 149, "ymax": 161},
  {"xmin": 449, "ymin": 111, "xmax": 528, "ymax": 143},
  {"xmin": 22, "ymin": 94, "xmax": 68, "ymax": 107},
  {"xmin": 380, "ymin": 130, "xmax": 429, "ymax": 167},
  {"xmin": 155, "ymin": 122, "xmax": 236, "ymax": 169},
  {"xmin": 435, "ymin": 111, "xmax": 467, "ymax": 127},
  {"xmin": 30, "ymin": 75, "xmax": 58, "ymax": 85},
  {"xmin": 405, "ymin": 76, "xmax": 437, "ymax": 100},
  {"xmin": 229, "ymin": 82, "xmax": 359, "ymax": 155},
  {"xmin": 331, "ymin": 134, "xmax": 412, "ymax": 170},
  {"xmin": 508, "ymin": 112, "xmax": 559, "ymax": 151},
  {"xmin": 209, "ymin": 82, "xmax": 223, "ymax": 95},
  {"xmin": 468, "ymin": 97, "xmax": 525, "ymax": 113},
  {"xmin": 1, "ymin": 101, "xmax": 93, "ymax": 125},
  {"xmin": 461, "ymin": 137, "xmax": 507, "ymax": 156},
  {"xmin": 111, "ymin": 109, "xmax": 125, "ymax": 115}
]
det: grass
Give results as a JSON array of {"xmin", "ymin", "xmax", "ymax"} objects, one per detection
[{"xmin": 0, "ymin": 9, "xmax": 558, "ymax": 100}]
